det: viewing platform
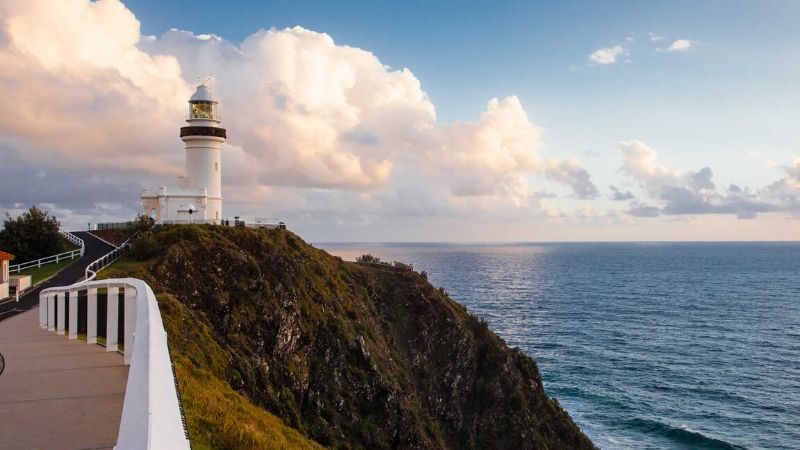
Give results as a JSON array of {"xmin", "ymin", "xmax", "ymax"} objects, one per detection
[{"xmin": 0, "ymin": 308, "xmax": 127, "ymax": 450}]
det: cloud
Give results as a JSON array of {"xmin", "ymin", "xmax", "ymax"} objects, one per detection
[
  {"xmin": 0, "ymin": 0, "xmax": 568, "ymax": 230},
  {"xmin": 588, "ymin": 45, "xmax": 625, "ymax": 65},
  {"xmin": 665, "ymin": 39, "xmax": 693, "ymax": 52},
  {"xmin": 0, "ymin": 0, "xmax": 190, "ymax": 175},
  {"xmin": 610, "ymin": 186, "xmax": 635, "ymax": 201},
  {"xmin": 435, "ymin": 96, "xmax": 542, "ymax": 199},
  {"xmin": 142, "ymin": 26, "xmax": 437, "ymax": 190},
  {"xmin": 618, "ymin": 140, "xmax": 799, "ymax": 218},
  {"xmin": 627, "ymin": 202, "xmax": 660, "ymax": 218},
  {"xmin": 648, "ymin": 32, "xmax": 664, "ymax": 42},
  {"xmin": 545, "ymin": 158, "xmax": 599, "ymax": 199}
]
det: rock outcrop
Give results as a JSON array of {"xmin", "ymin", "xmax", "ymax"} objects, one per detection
[{"xmin": 124, "ymin": 225, "xmax": 595, "ymax": 449}]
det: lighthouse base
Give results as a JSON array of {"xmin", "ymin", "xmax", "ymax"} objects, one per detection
[{"xmin": 141, "ymin": 187, "xmax": 222, "ymax": 224}]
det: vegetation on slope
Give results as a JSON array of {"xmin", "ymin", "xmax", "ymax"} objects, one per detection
[
  {"xmin": 113, "ymin": 224, "xmax": 594, "ymax": 449},
  {"xmin": 102, "ymin": 265, "xmax": 323, "ymax": 450}
]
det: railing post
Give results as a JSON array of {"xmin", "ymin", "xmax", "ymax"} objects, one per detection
[
  {"xmin": 56, "ymin": 293, "xmax": 66, "ymax": 335},
  {"xmin": 124, "ymin": 287, "xmax": 137, "ymax": 365},
  {"xmin": 47, "ymin": 294, "xmax": 56, "ymax": 331},
  {"xmin": 87, "ymin": 287, "xmax": 98, "ymax": 344},
  {"xmin": 38, "ymin": 259, "xmax": 42, "ymax": 268},
  {"xmin": 68, "ymin": 289, "xmax": 79, "ymax": 340},
  {"xmin": 106, "ymin": 286, "xmax": 119, "ymax": 352},
  {"xmin": 39, "ymin": 295, "xmax": 47, "ymax": 328}
]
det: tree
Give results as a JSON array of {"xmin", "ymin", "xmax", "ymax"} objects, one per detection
[
  {"xmin": 0, "ymin": 206, "xmax": 64, "ymax": 263},
  {"xmin": 126, "ymin": 214, "xmax": 155, "ymax": 238}
]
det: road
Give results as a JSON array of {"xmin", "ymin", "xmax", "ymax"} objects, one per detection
[{"xmin": 0, "ymin": 231, "xmax": 115, "ymax": 321}]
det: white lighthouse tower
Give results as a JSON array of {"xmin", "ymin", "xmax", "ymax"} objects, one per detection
[
  {"xmin": 182, "ymin": 83, "xmax": 226, "ymax": 221},
  {"xmin": 141, "ymin": 82, "xmax": 227, "ymax": 223}
]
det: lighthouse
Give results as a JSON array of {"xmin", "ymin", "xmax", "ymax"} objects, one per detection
[{"xmin": 141, "ymin": 82, "xmax": 227, "ymax": 223}]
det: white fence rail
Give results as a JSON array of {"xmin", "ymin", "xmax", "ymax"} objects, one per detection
[
  {"xmin": 8, "ymin": 231, "xmax": 85, "ymax": 274},
  {"xmin": 84, "ymin": 232, "xmax": 139, "ymax": 281},
  {"xmin": 156, "ymin": 219, "xmax": 219, "ymax": 225},
  {"xmin": 39, "ymin": 278, "xmax": 190, "ymax": 449},
  {"xmin": 155, "ymin": 219, "xmax": 286, "ymax": 229}
]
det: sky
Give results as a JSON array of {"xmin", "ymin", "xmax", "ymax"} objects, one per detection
[{"xmin": 0, "ymin": 0, "xmax": 799, "ymax": 241}]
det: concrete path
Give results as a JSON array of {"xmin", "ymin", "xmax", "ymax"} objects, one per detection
[
  {"xmin": 0, "ymin": 232, "xmax": 127, "ymax": 449},
  {"xmin": 0, "ymin": 231, "xmax": 115, "ymax": 321},
  {"xmin": 0, "ymin": 308, "xmax": 128, "ymax": 449}
]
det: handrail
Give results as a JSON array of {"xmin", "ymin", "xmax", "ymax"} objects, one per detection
[
  {"xmin": 156, "ymin": 219, "xmax": 220, "ymax": 225},
  {"xmin": 39, "ymin": 278, "xmax": 190, "ymax": 449},
  {"xmin": 84, "ymin": 231, "xmax": 140, "ymax": 282},
  {"xmin": 61, "ymin": 230, "xmax": 85, "ymax": 255},
  {"xmin": 8, "ymin": 230, "xmax": 85, "ymax": 274}
]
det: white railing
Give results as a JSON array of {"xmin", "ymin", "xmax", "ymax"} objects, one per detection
[
  {"xmin": 8, "ymin": 230, "xmax": 85, "ymax": 274},
  {"xmin": 39, "ymin": 278, "xmax": 190, "ymax": 450},
  {"xmin": 84, "ymin": 232, "xmax": 139, "ymax": 281},
  {"xmin": 156, "ymin": 219, "xmax": 219, "ymax": 225},
  {"xmin": 61, "ymin": 230, "xmax": 85, "ymax": 252},
  {"xmin": 245, "ymin": 222, "xmax": 284, "ymax": 229}
]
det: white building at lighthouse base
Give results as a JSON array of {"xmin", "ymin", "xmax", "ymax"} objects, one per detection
[{"xmin": 141, "ymin": 186, "xmax": 219, "ymax": 224}]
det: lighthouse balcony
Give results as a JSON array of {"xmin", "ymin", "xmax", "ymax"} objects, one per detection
[{"xmin": 180, "ymin": 126, "xmax": 227, "ymax": 138}]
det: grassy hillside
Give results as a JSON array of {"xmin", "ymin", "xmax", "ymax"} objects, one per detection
[{"xmin": 108, "ymin": 225, "xmax": 595, "ymax": 449}]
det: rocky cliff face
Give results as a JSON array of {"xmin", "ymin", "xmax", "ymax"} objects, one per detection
[{"xmin": 127, "ymin": 225, "xmax": 595, "ymax": 449}]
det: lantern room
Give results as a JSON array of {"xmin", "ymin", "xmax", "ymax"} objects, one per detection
[{"xmin": 188, "ymin": 84, "xmax": 219, "ymax": 122}]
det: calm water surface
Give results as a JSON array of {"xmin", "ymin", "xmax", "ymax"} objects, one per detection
[{"xmin": 320, "ymin": 242, "xmax": 800, "ymax": 450}]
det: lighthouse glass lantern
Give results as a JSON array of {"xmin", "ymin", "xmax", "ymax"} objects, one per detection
[
  {"xmin": 190, "ymin": 101, "xmax": 216, "ymax": 120},
  {"xmin": 188, "ymin": 84, "xmax": 219, "ymax": 121}
]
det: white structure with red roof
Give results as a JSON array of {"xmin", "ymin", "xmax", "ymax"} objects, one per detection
[{"xmin": 0, "ymin": 250, "xmax": 14, "ymax": 300}]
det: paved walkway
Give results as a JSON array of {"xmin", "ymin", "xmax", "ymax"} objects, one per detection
[
  {"xmin": 0, "ymin": 232, "xmax": 127, "ymax": 449},
  {"xmin": 0, "ymin": 231, "xmax": 115, "ymax": 321},
  {"xmin": 0, "ymin": 308, "xmax": 128, "ymax": 449}
]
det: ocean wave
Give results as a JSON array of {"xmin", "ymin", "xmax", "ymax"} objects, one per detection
[{"xmin": 626, "ymin": 417, "xmax": 747, "ymax": 449}]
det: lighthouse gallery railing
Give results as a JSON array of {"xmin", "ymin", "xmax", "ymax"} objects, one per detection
[{"xmin": 39, "ymin": 278, "xmax": 190, "ymax": 450}]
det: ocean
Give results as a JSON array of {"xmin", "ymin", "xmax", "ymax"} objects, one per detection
[{"xmin": 319, "ymin": 242, "xmax": 800, "ymax": 450}]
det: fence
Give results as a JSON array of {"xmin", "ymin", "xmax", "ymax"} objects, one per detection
[
  {"xmin": 8, "ymin": 231, "xmax": 85, "ymax": 274},
  {"xmin": 96, "ymin": 222, "xmax": 131, "ymax": 230},
  {"xmin": 39, "ymin": 278, "xmax": 190, "ymax": 449},
  {"xmin": 156, "ymin": 219, "xmax": 220, "ymax": 225},
  {"xmin": 84, "ymin": 231, "xmax": 140, "ymax": 281}
]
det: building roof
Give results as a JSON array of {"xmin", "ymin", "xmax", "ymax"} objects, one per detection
[
  {"xmin": 189, "ymin": 84, "xmax": 216, "ymax": 102},
  {"xmin": 0, "ymin": 250, "xmax": 15, "ymax": 261}
]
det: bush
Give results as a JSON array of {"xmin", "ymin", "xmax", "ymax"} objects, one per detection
[
  {"xmin": 356, "ymin": 254, "xmax": 381, "ymax": 264},
  {"xmin": 126, "ymin": 214, "xmax": 155, "ymax": 238},
  {"xmin": 0, "ymin": 206, "xmax": 64, "ymax": 263}
]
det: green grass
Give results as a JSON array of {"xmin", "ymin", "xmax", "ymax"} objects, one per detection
[
  {"xmin": 61, "ymin": 236, "xmax": 80, "ymax": 252},
  {"xmin": 96, "ymin": 256, "xmax": 153, "ymax": 280},
  {"xmin": 159, "ymin": 293, "xmax": 324, "ymax": 450},
  {"xmin": 10, "ymin": 236, "xmax": 81, "ymax": 285},
  {"xmin": 99, "ymin": 254, "xmax": 323, "ymax": 449},
  {"xmin": 16, "ymin": 256, "xmax": 79, "ymax": 284}
]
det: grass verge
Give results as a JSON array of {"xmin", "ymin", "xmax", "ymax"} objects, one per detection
[{"xmin": 16, "ymin": 257, "xmax": 78, "ymax": 284}]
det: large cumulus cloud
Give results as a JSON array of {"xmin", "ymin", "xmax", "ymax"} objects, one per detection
[{"xmin": 0, "ymin": 0, "xmax": 589, "ymax": 214}]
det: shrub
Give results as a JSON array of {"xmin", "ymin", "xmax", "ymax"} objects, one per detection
[{"xmin": 356, "ymin": 254, "xmax": 381, "ymax": 264}]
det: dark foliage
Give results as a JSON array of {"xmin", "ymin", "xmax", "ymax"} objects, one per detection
[
  {"xmin": 0, "ymin": 206, "xmax": 64, "ymax": 263},
  {"xmin": 126, "ymin": 214, "xmax": 155, "ymax": 238}
]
